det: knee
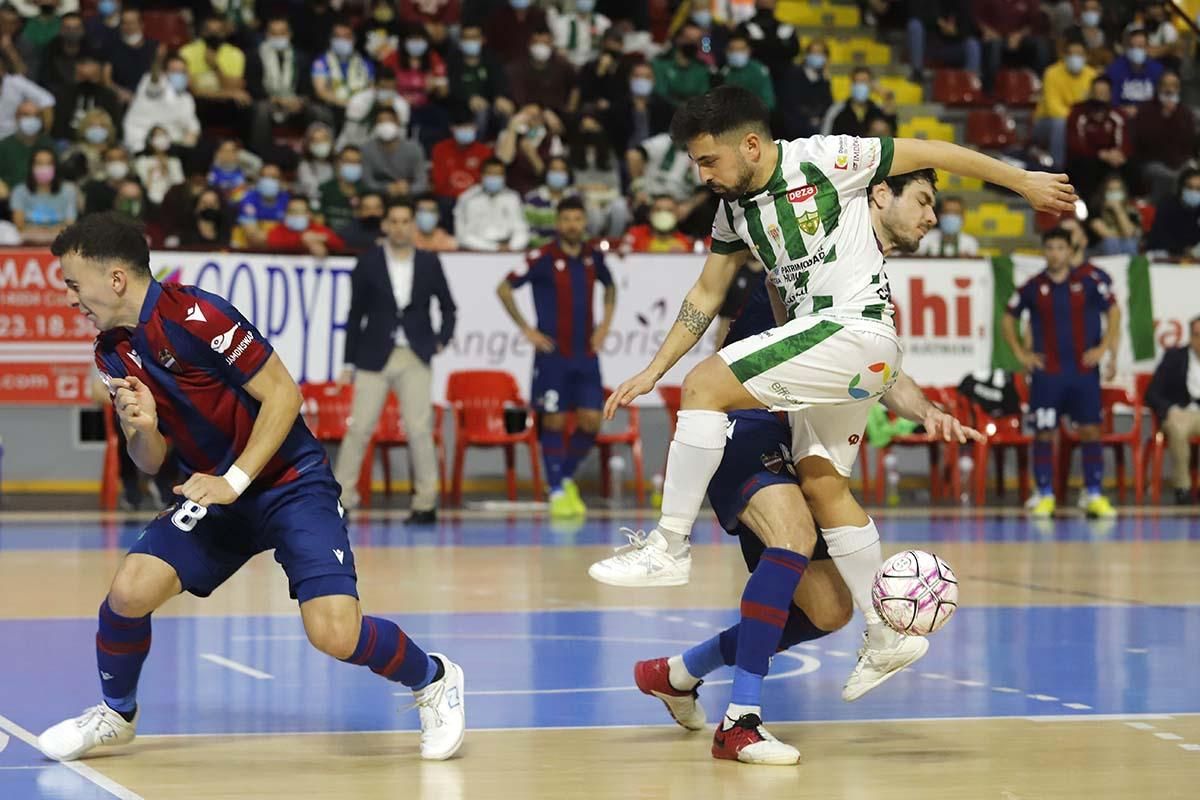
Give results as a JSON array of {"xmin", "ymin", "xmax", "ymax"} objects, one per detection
[
  {"xmin": 799, "ymin": 473, "xmax": 851, "ymax": 522},
  {"xmin": 541, "ymin": 413, "xmax": 566, "ymax": 432},
  {"xmin": 806, "ymin": 598, "xmax": 854, "ymax": 634},
  {"xmin": 108, "ymin": 565, "xmax": 164, "ymax": 618},
  {"xmin": 1077, "ymin": 425, "xmax": 1101, "ymax": 442},
  {"xmin": 681, "ymin": 357, "xmax": 725, "ymax": 408},
  {"xmin": 576, "ymin": 411, "xmax": 602, "ymax": 434},
  {"xmin": 1035, "ymin": 431, "xmax": 1056, "ymax": 442},
  {"xmin": 305, "ymin": 610, "xmax": 362, "ymax": 660}
]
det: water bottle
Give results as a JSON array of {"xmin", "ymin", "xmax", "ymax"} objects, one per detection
[
  {"xmin": 884, "ymin": 453, "xmax": 900, "ymax": 506},
  {"xmin": 958, "ymin": 454, "xmax": 974, "ymax": 506},
  {"xmin": 651, "ymin": 472, "xmax": 664, "ymax": 510},
  {"xmin": 609, "ymin": 454, "xmax": 626, "ymax": 508}
]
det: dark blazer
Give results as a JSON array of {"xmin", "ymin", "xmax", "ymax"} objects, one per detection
[
  {"xmin": 344, "ymin": 246, "xmax": 457, "ymax": 369},
  {"xmin": 1145, "ymin": 346, "xmax": 1195, "ymax": 422}
]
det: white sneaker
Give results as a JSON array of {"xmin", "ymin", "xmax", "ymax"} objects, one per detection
[
  {"xmin": 587, "ymin": 528, "xmax": 691, "ymax": 587},
  {"xmin": 841, "ymin": 627, "xmax": 930, "ymax": 702},
  {"xmin": 711, "ymin": 713, "xmax": 801, "ymax": 765},
  {"xmin": 38, "ymin": 703, "xmax": 138, "ymax": 761},
  {"xmin": 412, "ymin": 654, "xmax": 465, "ymax": 760}
]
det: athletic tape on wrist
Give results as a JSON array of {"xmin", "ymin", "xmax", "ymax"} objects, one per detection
[{"xmin": 224, "ymin": 465, "xmax": 251, "ymax": 496}]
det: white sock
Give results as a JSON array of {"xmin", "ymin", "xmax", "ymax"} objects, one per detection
[
  {"xmin": 822, "ymin": 517, "xmax": 883, "ymax": 627},
  {"xmin": 667, "ymin": 655, "xmax": 699, "ymax": 691},
  {"xmin": 723, "ymin": 703, "xmax": 761, "ymax": 727},
  {"xmin": 656, "ymin": 410, "xmax": 729, "ymax": 552}
]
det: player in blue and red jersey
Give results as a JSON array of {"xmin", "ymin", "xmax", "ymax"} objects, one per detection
[
  {"xmin": 496, "ymin": 197, "xmax": 617, "ymax": 518},
  {"xmin": 1002, "ymin": 227, "xmax": 1121, "ymax": 518},
  {"xmin": 37, "ymin": 213, "xmax": 466, "ymax": 763}
]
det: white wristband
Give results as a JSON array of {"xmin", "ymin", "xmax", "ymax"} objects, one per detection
[{"xmin": 223, "ymin": 465, "xmax": 251, "ymax": 496}]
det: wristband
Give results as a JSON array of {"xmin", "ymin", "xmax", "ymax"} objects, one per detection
[{"xmin": 224, "ymin": 465, "xmax": 251, "ymax": 496}]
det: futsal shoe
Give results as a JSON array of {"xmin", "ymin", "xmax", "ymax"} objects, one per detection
[
  {"xmin": 1083, "ymin": 493, "xmax": 1116, "ymax": 519},
  {"xmin": 549, "ymin": 490, "xmax": 578, "ymax": 519},
  {"xmin": 1029, "ymin": 494, "xmax": 1057, "ymax": 518},
  {"xmin": 587, "ymin": 528, "xmax": 690, "ymax": 587},
  {"xmin": 633, "ymin": 658, "xmax": 707, "ymax": 731},
  {"xmin": 841, "ymin": 627, "xmax": 930, "ymax": 702},
  {"xmin": 38, "ymin": 703, "xmax": 138, "ymax": 761},
  {"xmin": 711, "ymin": 714, "xmax": 800, "ymax": 765},
  {"xmin": 413, "ymin": 654, "xmax": 466, "ymax": 760},
  {"xmin": 562, "ymin": 478, "xmax": 587, "ymax": 516}
]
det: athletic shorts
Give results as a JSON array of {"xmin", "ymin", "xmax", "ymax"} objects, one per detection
[
  {"xmin": 128, "ymin": 465, "xmax": 358, "ymax": 604},
  {"xmin": 531, "ymin": 353, "xmax": 604, "ymax": 414},
  {"xmin": 1029, "ymin": 370, "xmax": 1101, "ymax": 430},
  {"xmin": 706, "ymin": 409, "xmax": 830, "ymax": 573}
]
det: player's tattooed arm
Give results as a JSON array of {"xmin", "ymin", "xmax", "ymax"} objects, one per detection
[{"xmin": 677, "ymin": 299, "xmax": 712, "ymax": 338}]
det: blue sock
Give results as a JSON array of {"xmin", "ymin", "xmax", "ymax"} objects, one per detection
[
  {"xmin": 731, "ymin": 548, "xmax": 808, "ymax": 708},
  {"xmin": 540, "ymin": 429, "xmax": 567, "ymax": 492},
  {"xmin": 1033, "ymin": 439, "xmax": 1054, "ymax": 495},
  {"xmin": 1082, "ymin": 441, "xmax": 1104, "ymax": 495},
  {"xmin": 342, "ymin": 616, "xmax": 438, "ymax": 689},
  {"xmin": 97, "ymin": 598, "xmax": 151, "ymax": 714},
  {"xmin": 687, "ymin": 605, "xmax": 832, "ymax": 680},
  {"xmin": 561, "ymin": 429, "xmax": 596, "ymax": 480}
]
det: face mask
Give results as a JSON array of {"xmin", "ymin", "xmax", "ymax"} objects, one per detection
[
  {"xmin": 650, "ymin": 209, "xmax": 677, "ymax": 233},
  {"xmin": 199, "ymin": 207, "xmax": 222, "ymax": 224},
  {"xmin": 285, "ymin": 214, "xmax": 310, "ymax": 232},
  {"xmin": 1127, "ymin": 47, "xmax": 1147, "ymax": 66},
  {"xmin": 84, "ymin": 125, "xmax": 108, "ymax": 144},
  {"xmin": 376, "ymin": 88, "xmax": 397, "ymax": 105},
  {"xmin": 375, "ymin": 121, "xmax": 400, "ymax": 141},
  {"xmin": 339, "ymin": 163, "xmax": 363, "ymax": 183},
  {"xmin": 99, "ymin": 0, "xmax": 118, "ymax": 16},
  {"xmin": 1065, "ymin": 54, "xmax": 1086, "ymax": 74},
  {"xmin": 405, "ymin": 39, "xmax": 428, "ymax": 57},
  {"xmin": 939, "ymin": 213, "xmax": 963, "ymax": 235},
  {"xmin": 167, "ymin": 72, "xmax": 188, "ymax": 93},
  {"xmin": 453, "ymin": 127, "xmax": 476, "ymax": 146},
  {"xmin": 151, "ymin": 133, "xmax": 171, "ymax": 152},
  {"xmin": 630, "ymin": 76, "xmax": 654, "ymax": 96},
  {"xmin": 258, "ymin": 176, "xmax": 281, "ymax": 197},
  {"xmin": 310, "ymin": 140, "xmax": 332, "ymax": 159},
  {"xmin": 691, "ymin": 10, "xmax": 712, "ymax": 28},
  {"xmin": 204, "ymin": 34, "xmax": 225, "ymax": 49},
  {"xmin": 510, "ymin": 0, "xmax": 531, "ymax": 9},
  {"xmin": 123, "ymin": 32, "xmax": 143, "ymax": 46},
  {"xmin": 460, "ymin": 39, "xmax": 482, "ymax": 58},
  {"xmin": 546, "ymin": 170, "xmax": 569, "ymax": 190},
  {"xmin": 530, "ymin": 43, "xmax": 552, "ymax": 62},
  {"xmin": 105, "ymin": 161, "xmax": 128, "ymax": 180},
  {"xmin": 1081, "ymin": 10, "xmax": 1101, "ymax": 27},
  {"xmin": 482, "ymin": 174, "xmax": 505, "ymax": 194},
  {"xmin": 18, "ymin": 117, "xmax": 41, "ymax": 137},
  {"xmin": 576, "ymin": 0, "xmax": 595, "ymax": 13},
  {"xmin": 851, "ymin": 82, "xmax": 871, "ymax": 103},
  {"xmin": 806, "ymin": 53, "xmax": 826, "ymax": 70},
  {"xmin": 33, "ymin": 165, "xmax": 55, "ymax": 184},
  {"xmin": 117, "ymin": 198, "xmax": 142, "ymax": 218},
  {"xmin": 331, "ymin": 38, "xmax": 354, "ymax": 58},
  {"xmin": 415, "ymin": 209, "xmax": 439, "ymax": 233},
  {"xmin": 1105, "ymin": 189, "xmax": 1126, "ymax": 203},
  {"xmin": 268, "ymin": 35, "xmax": 290, "ymax": 51},
  {"xmin": 1182, "ymin": 188, "xmax": 1200, "ymax": 208},
  {"xmin": 727, "ymin": 51, "xmax": 749, "ymax": 69},
  {"xmin": 1160, "ymin": 92, "xmax": 1180, "ymax": 105}
]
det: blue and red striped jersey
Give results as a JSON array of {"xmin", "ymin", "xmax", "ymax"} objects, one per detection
[
  {"xmin": 1006, "ymin": 264, "xmax": 1114, "ymax": 374},
  {"xmin": 93, "ymin": 281, "xmax": 327, "ymax": 488},
  {"xmin": 505, "ymin": 240, "xmax": 614, "ymax": 358}
]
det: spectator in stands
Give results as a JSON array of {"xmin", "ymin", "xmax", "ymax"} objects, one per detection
[
  {"xmin": 0, "ymin": 6, "xmax": 33, "ymax": 78},
  {"xmin": 296, "ymin": 121, "xmax": 335, "ymax": 201},
  {"xmin": 81, "ymin": 143, "xmax": 130, "ymax": 214},
  {"xmin": 1077, "ymin": 0, "xmax": 1109, "ymax": 64},
  {"xmin": 430, "ymin": 104, "xmax": 493, "ymax": 210},
  {"xmin": 735, "ymin": 0, "xmax": 799, "ymax": 81},
  {"xmin": 652, "ymin": 22, "xmax": 712, "ymax": 107},
  {"xmin": 0, "ymin": 57, "xmax": 54, "ymax": 140},
  {"xmin": 207, "ymin": 138, "xmax": 251, "ymax": 199},
  {"xmin": 916, "ymin": 195, "xmax": 979, "ymax": 256},
  {"xmin": 448, "ymin": 23, "xmax": 512, "ymax": 136},
  {"xmin": 380, "ymin": 26, "xmax": 451, "ymax": 148},
  {"xmin": 484, "ymin": 0, "xmax": 549, "ymax": 65},
  {"xmin": 524, "ymin": 154, "xmax": 578, "ymax": 247},
  {"xmin": 605, "ymin": 60, "xmax": 672, "ymax": 151},
  {"xmin": 866, "ymin": 114, "xmax": 895, "ymax": 138},
  {"xmin": 495, "ymin": 102, "xmax": 567, "ymax": 195},
  {"xmin": 20, "ymin": 1, "xmax": 63, "ymax": 72},
  {"xmin": 133, "ymin": 126, "xmax": 183, "ymax": 206},
  {"xmin": 821, "ymin": 66, "xmax": 896, "ymax": 137},
  {"xmin": 0, "ymin": 99, "xmax": 54, "ymax": 189},
  {"xmin": 568, "ymin": 109, "xmax": 629, "ymax": 239},
  {"xmin": 1147, "ymin": 168, "xmax": 1200, "ymax": 257},
  {"xmin": 60, "ymin": 106, "xmax": 115, "ymax": 183},
  {"xmin": 11, "ymin": 146, "xmax": 75, "ymax": 243},
  {"xmin": 1067, "ymin": 76, "xmax": 1132, "ymax": 204},
  {"xmin": 246, "ymin": 17, "xmax": 326, "ymax": 160},
  {"xmin": 1087, "ymin": 173, "xmax": 1143, "ymax": 256},
  {"xmin": 1127, "ymin": 1, "xmax": 1182, "ymax": 70},
  {"xmin": 906, "ymin": 0, "xmax": 982, "ymax": 84},
  {"xmin": 413, "ymin": 192, "xmax": 457, "ymax": 250},
  {"xmin": 627, "ymin": 130, "xmax": 709, "ymax": 236},
  {"xmin": 399, "ymin": 0, "xmax": 461, "ymax": 30},
  {"xmin": 52, "ymin": 53, "xmax": 119, "ymax": 143},
  {"xmin": 113, "ymin": 177, "xmax": 145, "ymax": 222},
  {"xmin": 290, "ymin": 0, "xmax": 336, "ymax": 56},
  {"xmin": 575, "ymin": 28, "xmax": 629, "ymax": 113},
  {"xmin": 181, "ymin": 16, "xmax": 252, "ymax": 133},
  {"xmin": 974, "ymin": 0, "xmax": 1049, "ymax": 93},
  {"xmin": 454, "ymin": 156, "xmax": 529, "ymax": 251},
  {"xmin": 236, "ymin": 160, "xmax": 289, "ymax": 248},
  {"xmin": 361, "ymin": 105, "xmax": 428, "ymax": 199},
  {"xmin": 621, "ymin": 194, "xmax": 694, "ymax": 253},
  {"xmin": 1132, "ymin": 70, "xmax": 1196, "ymax": 206},
  {"xmin": 676, "ymin": 1, "xmax": 728, "ymax": 68},
  {"xmin": 312, "ymin": 21, "xmax": 375, "ymax": 121},
  {"xmin": 776, "ymin": 38, "xmax": 830, "ymax": 139},
  {"xmin": 338, "ymin": 190, "xmax": 385, "ymax": 251},
  {"xmin": 718, "ymin": 31, "xmax": 774, "ymax": 111},
  {"xmin": 318, "ymin": 145, "xmax": 365, "ymax": 234},
  {"xmin": 548, "ymin": 0, "xmax": 611, "ymax": 69},
  {"xmin": 1145, "ymin": 314, "xmax": 1200, "ymax": 504},
  {"xmin": 179, "ymin": 186, "xmax": 232, "ymax": 248},
  {"xmin": 123, "ymin": 52, "xmax": 201, "ymax": 154},
  {"xmin": 1034, "ymin": 33, "xmax": 1096, "ymax": 171},
  {"xmin": 506, "ymin": 26, "xmax": 573, "ymax": 112},
  {"xmin": 36, "ymin": 11, "xmax": 89, "ymax": 97},
  {"xmin": 1105, "ymin": 28, "xmax": 1164, "ymax": 114},
  {"xmin": 334, "ymin": 68, "xmax": 406, "ymax": 152},
  {"xmin": 267, "ymin": 195, "xmax": 346, "ymax": 256},
  {"xmin": 99, "ymin": 9, "xmax": 157, "ymax": 106},
  {"xmin": 85, "ymin": 0, "xmax": 120, "ymax": 52}
]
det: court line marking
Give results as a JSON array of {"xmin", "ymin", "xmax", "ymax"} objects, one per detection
[
  {"xmin": 0, "ymin": 711, "xmax": 144, "ymax": 800},
  {"xmin": 199, "ymin": 654, "xmax": 273, "ymax": 680},
  {"xmin": 1120, "ymin": 719, "xmax": 1199, "ymax": 753}
]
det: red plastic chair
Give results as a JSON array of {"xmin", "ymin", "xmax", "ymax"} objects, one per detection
[
  {"xmin": 966, "ymin": 373, "xmax": 1034, "ymax": 504},
  {"xmin": 101, "ymin": 403, "xmax": 121, "ymax": 511},
  {"xmin": 995, "ymin": 69, "xmax": 1041, "ymax": 106},
  {"xmin": 1056, "ymin": 386, "xmax": 1143, "ymax": 503},
  {"xmin": 595, "ymin": 388, "xmax": 646, "ymax": 506},
  {"xmin": 372, "ymin": 394, "xmax": 448, "ymax": 505},
  {"xmin": 1137, "ymin": 372, "xmax": 1200, "ymax": 503},
  {"xmin": 446, "ymin": 370, "xmax": 543, "ymax": 506},
  {"xmin": 658, "ymin": 384, "xmax": 682, "ymax": 436},
  {"xmin": 966, "ymin": 109, "xmax": 1018, "ymax": 150},
  {"xmin": 872, "ymin": 387, "xmax": 963, "ymax": 505},
  {"xmin": 933, "ymin": 68, "xmax": 985, "ymax": 106},
  {"xmin": 141, "ymin": 10, "xmax": 191, "ymax": 50}
]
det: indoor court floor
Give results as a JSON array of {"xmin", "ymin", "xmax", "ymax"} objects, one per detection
[{"xmin": 0, "ymin": 507, "xmax": 1196, "ymax": 799}]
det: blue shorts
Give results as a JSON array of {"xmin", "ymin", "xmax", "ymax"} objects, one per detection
[
  {"xmin": 129, "ymin": 466, "xmax": 358, "ymax": 604},
  {"xmin": 531, "ymin": 353, "xmax": 604, "ymax": 414},
  {"xmin": 1029, "ymin": 370, "xmax": 1101, "ymax": 431},
  {"xmin": 707, "ymin": 409, "xmax": 830, "ymax": 572}
]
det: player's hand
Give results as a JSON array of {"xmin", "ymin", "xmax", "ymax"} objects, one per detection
[
  {"xmin": 1103, "ymin": 356, "xmax": 1117, "ymax": 383},
  {"xmin": 523, "ymin": 327, "xmax": 555, "ymax": 353},
  {"xmin": 335, "ymin": 367, "xmax": 354, "ymax": 386},
  {"xmin": 1082, "ymin": 345, "xmax": 1107, "ymax": 368},
  {"xmin": 1018, "ymin": 171, "xmax": 1077, "ymax": 214},
  {"xmin": 173, "ymin": 473, "xmax": 239, "ymax": 508},
  {"xmin": 604, "ymin": 368, "xmax": 658, "ymax": 419},
  {"xmin": 1016, "ymin": 350, "xmax": 1045, "ymax": 371},
  {"xmin": 923, "ymin": 407, "xmax": 986, "ymax": 444},
  {"xmin": 590, "ymin": 325, "xmax": 610, "ymax": 353},
  {"xmin": 110, "ymin": 377, "xmax": 157, "ymax": 434}
]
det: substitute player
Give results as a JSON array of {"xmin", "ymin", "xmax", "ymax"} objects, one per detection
[
  {"xmin": 1002, "ymin": 227, "xmax": 1120, "ymax": 518},
  {"xmin": 496, "ymin": 197, "xmax": 617, "ymax": 518},
  {"xmin": 38, "ymin": 213, "xmax": 466, "ymax": 762}
]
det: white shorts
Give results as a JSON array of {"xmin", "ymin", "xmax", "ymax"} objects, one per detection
[{"xmin": 788, "ymin": 404, "xmax": 872, "ymax": 477}]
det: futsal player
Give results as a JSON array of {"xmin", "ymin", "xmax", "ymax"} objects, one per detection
[{"xmin": 38, "ymin": 213, "xmax": 466, "ymax": 762}]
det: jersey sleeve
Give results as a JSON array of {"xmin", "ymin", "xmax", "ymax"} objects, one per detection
[
  {"xmin": 593, "ymin": 250, "xmax": 614, "ymax": 287},
  {"xmin": 1006, "ymin": 281, "xmax": 1033, "ymax": 318},
  {"xmin": 168, "ymin": 289, "xmax": 274, "ymax": 387},
  {"xmin": 803, "ymin": 134, "xmax": 894, "ymax": 197},
  {"xmin": 1088, "ymin": 267, "xmax": 1115, "ymax": 311},
  {"xmin": 711, "ymin": 200, "xmax": 749, "ymax": 255},
  {"xmin": 92, "ymin": 339, "xmax": 127, "ymax": 396},
  {"xmin": 506, "ymin": 248, "xmax": 547, "ymax": 288}
]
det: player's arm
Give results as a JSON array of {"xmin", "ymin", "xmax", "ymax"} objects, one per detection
[
  {"xmin": 1084, "ymin": 303, "xmax": 1121, "ymax": 380},
  {"xmin": 888, "ymin": 138, "xmax": 1076, "ymax": 214},
  {"xmin": 110, "ymin": 377, "xmax": 170, "ymax": 474},
  {"xmin": 591, "ymin": 280, "xmax": 617, "ymax": 352},
  {"xmin": 1001, "ymin": 309, "xmax": 1044, "ymax": 371},
  {"xmin": 767, "ymin": 282, "xmax": 786, "ymax": 326},
  {"xmin": 881, "ymin": 372, "xmax": 984, "ymax": 443},
  {"xmin": 496, "ymin": 274, "xmax": 554, "ymax": 353}
]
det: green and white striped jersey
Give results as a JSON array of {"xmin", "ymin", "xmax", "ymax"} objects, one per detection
[{"xmin": 711, "ymin": 135, "xmax": 896, "ymax": 327}]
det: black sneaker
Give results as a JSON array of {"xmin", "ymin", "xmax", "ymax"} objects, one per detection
[
  {"xmin": 406, "ymin": 509, "xmax": 437, "ymax": 525},
  {"xmin": 1175, "ymin": 489, "xmax": 1194, "ymax": 506}
]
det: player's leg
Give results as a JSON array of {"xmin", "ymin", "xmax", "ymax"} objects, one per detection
[
  {"xmin": 533, "ymin": 353, "xmax": 574, "ymax": 515},
  {"xmin": 559, "ymin": 356, "xmax": 605, "ymax": 514},
  {"xmin": 1028, "ymin": 372, "xmax": 1062, "ymax": 516},
  {"xmin": 389, "ymin": 348, "xmax": 439, "ymax": 518},
  {"xmin": 332, "ymin": 365, "xmax": 392, "ymax": 510},
  {"xmin": 1069, "ymin": 372, "xmax": 1115, "ymax": 517}
]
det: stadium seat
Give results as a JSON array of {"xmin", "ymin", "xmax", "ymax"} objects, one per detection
[
  {"xmin": 372, "ymin": 394, "xmax": 448, "ymax": 506},
  {"xmin": 777, "ymin": 0, "xmax": 859, "ymax": 28},
  {"xmin": 446, "ymin": 370, "xmax": 543, "ymax": 506},
  {"xmin": 964, "ymin": 203, "xmax": 1027, "ymax": 239},
  {"xmin": 1137, "ymin": 372, "xmax": 1200, "ymax": 503},
  {"xmin": 827, "ymin": 37, "xmax": 892, "ymax": 67},
  {"xmin": 995, "ymin": 69, "xmax": 1041, "ymax": 107},
  {"xmin": 935, "ymin": 169, "xmax": 984, "ymax": 192},
  {"xmin": 141, "ymin": 10, "xmax": 191, "ymax": 50},
  {"xmin": 658, "ymin": 384, "xmax": 682, "ymax": 437},
  {"xmin": 964, "ymin": 373, "xmax": 1034, "ymax": 504},
  {"xmin": 898, "ymin": 116, "xmax": 956, "ymax": 142},
  {"xmin": 595, "ymin": 388, "xmax": 646, "ymax": 506},
  {"xmin": 933, "ymin": 69, "xmax": 984, "ymax": 106},
  {"xmin": 872, "ymin": 387, "xmax": 965, "ymax": 505},
  {"xmin": 966, "ymin": 109, "xmax": 1018, "ymax": 150},
  {"xmin": 1056, "ymin": 386, "xmax": 1143, "ymax": 503},
  {"xmin": 830, "ymin": 75, "xmax": 923, "ymax": 108}
]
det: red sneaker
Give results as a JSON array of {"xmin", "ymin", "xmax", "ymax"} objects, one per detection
[
  {"xmin": 711, "ymin": 714, "xmax": 800, "ymax": 765},
  {"xmin": 633, "ymin": 658, "xmax": 707, "ymax": 731}
]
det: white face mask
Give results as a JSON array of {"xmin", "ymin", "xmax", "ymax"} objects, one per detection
[
  {"xmin": 105, "ymin": 160, "xmax": 129, "ymax": 180},
  {"xmin": 530, "ymin": 42, "xmax": 552, "ymax": 62},
  {"xmin": 310, "ymin": 140, "xmax": 332, "ymax": 159},
  {"xmin": 151, "ymin": 133, "xmax": 171, "ymax": 152},
  {"xmin": 374, "ymin": 121, "xmax": 400, "ymax": 142}
]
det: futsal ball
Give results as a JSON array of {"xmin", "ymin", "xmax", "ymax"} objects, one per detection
[{"xmin": 871, "ymin": 550, "xmax": 958, "ymax": 636}]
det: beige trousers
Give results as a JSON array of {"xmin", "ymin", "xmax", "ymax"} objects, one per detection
[
  {"xmin": 1163, "ymin": 406, "xmax": 1200, "ymax": 490},
  {"xmin": 333, "ymin": 347, "xmax": 438, "ymax": 511}
]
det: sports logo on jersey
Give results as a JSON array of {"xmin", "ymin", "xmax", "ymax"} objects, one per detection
[
  {"xmin": 223, "ymin": 329, "xmax": 255, "ymax": 366},
  {"xmin": 797, "ymin": 209, "xmax": 820, "ymax": 236},
  {"xmin": 158, "ymin": 347, "xmax": 181, "ymax": 373},
  {"xmin": 211, "ymin": 324, "xmax": 239, "ymax": 353},
  {"xmin": 786, "ymin": 185, "xmax": 817, "ymax": 204},
  {"xmin": 835, "ymin": 152, "xmax": 849, "ymax": 170},
  {"xmin": 761, "ymin": 449, "xmax": 784, "ymax": 473},
  {"xmin": 185, "ymin": 303, "xmax": 207, "ymax": 323},
  {"xmin": 554, "ymin": 259, "xmax": 566, "ymax": 271},
  {"xmin": 98, "ymin": 371, "xmax": 114, "ymax": 394},
  {"xmin": 126, "ymin": 349, "xmax": 142, "ymax": 369},
  {"xmin": 766, "ymin": 223, "xmax": 782, "ymax": 248}
]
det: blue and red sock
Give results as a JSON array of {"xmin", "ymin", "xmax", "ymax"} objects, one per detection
[
  {"xmin": 561, "ymin": 429, "xmax": 597, "ymax": 480},
  {"xmin": 1033, "ymin": 439, "xmax": 1054, "ymax": 495},
  {"xmin": 1082, "ymin": 441, "xmax": 1104, "ymax": 495},
  {"xmin": 96, "ymin": 597, "xmax": 151, "ymax": 716},
  {"xmin": 342, "ymin": 616, "xmax": 439, "ymax": 689},
  {"xmin": 540, "ymin": 429, "xmax": 567, "ymax": 493},
  {"xmin": 682, "ymin": 605, "xmax": 829, "ymax": 680},
  {"xmin": 731, "ymin": 548, "xmax": 808, "ymax": 707}
]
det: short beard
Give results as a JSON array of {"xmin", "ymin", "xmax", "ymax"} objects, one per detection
[{"xmin": 711, "ymin": 159, "xmax": 758, "ymax": 201}]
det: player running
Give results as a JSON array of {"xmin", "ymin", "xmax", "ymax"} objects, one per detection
[{"xmin": 38, "ymin": 213, "xmax": 466, "ymax": 762}]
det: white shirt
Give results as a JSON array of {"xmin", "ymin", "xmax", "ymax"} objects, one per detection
[
  {"xmin": 916, "ymin": 229, "xmax": 980, "ymax": 257},
  {"xmin": 453, "ymin": 185, "xmax": 530, "ymax": 251},
  {"xmin": 385, "ymin": 244, "xmax": 414, "ymax": 348},
  {"xmin": 123, "ymin": 74, "xmax": 200, "ymax": 153},
  {"xmin": 547, "ymin": 8, "xmax": 612, "ymax": 68},
  {"xmin": 1188, "ymin": 347, "xmax": 1200, "ymax": 408},
  {"xmin": 0, "ymin": 74, "xmax": 55, "ymax": 139}
]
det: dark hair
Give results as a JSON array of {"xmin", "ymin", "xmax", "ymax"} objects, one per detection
[
  {"xmin": 449, "ymin": 104, "xmax": 475, "ymax": 126},
  {"xmin": 668, "ymin": 85, "xmax": 771, "ymax": 147},
  {"xmin": 337, "ymin": 144, "xmax": 361, "ymax": 160},
  {"xmin": 851, "ymin": 66, "xmax": 872, "ymax": 79},
  {"xmin": 556, "ymin": 196, "xmax": 586, "ymax": 215},
  {"xmin": 414, "ymin": 191, "xmax": 438, "ymax": 206},
  {"xmin": 287, "ymin": 195, "xmax": 311, "ymax": 209},
  {"xmin": 1091, "ymin": 75, "xmax": 1112, "ymax": 89},
  {"xmin": 482, "ymin": 156, "xmax": 505, "ymax": 171},
  {"xmin": 1178, "ymin": 167, "xmax": 1200, "ymax": 191},
  {"xmin": 51, "ymin": 211, "xmax": 151, "ymax": 277},
  {"xmin": 1126, "ymin": 27, "xmax": 1148, "ymax": 42},
  {"xmin": 386, "ymin": 196, "xmax": 415, "ymax": 215},
  {"xmin": 938, "ymin": 194, "xmax": 964, "ymax": 211},
  {"xmin": 358, "ymin": 190, "xmax": 385, "ymax": 205},
  {"xmin": 878, "ymin": 168, "xmax": 938, "ymax": 197},
  {"xmin": 1063, "ymin": 27, "xmax": 1086, "ymax": 48},
  {"xmin": 25, "ymin": 147, "xmax": 61, "ymax": 194},
  {"xmin": 1043, "ymin": 227, "xmax": 1072, "ymax": 245}
]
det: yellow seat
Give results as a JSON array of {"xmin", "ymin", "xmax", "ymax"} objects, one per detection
[
  {"xmin": 935, "ymin": 170, "xmax": 984, "ymax": 192},
  {"xmin": 830, "ymin": 76, "xmax": 923, "ymax": 108},
  {"xmin": 827, "ymin": 37, "xmax": 892, "ymax": 67},
  {"xmin": 777, "ymin": 0, "xmax": 859, "ymax": 28},
  {"xmin": 964, "ymin": 202, "xmax": 1027, "ymax": 239},
  {"xmin": 898, "ymin": 116, "xmax": 956, "ymax": 142}
]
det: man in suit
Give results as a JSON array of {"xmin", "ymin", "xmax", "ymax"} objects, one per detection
[
  {"xmin": 334, "ymin": 197, "xmax": 457, "ymax": 523},
  {"xmin": 1145, "ymin": 315, "xmax": 1200, "ymax": 504}
]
